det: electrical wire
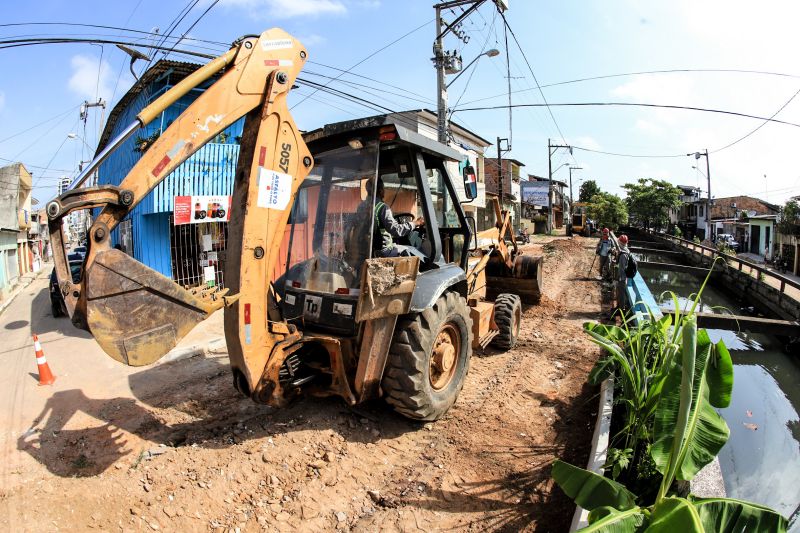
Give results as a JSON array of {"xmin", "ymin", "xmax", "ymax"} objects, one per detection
[
  {"xmin": 0, "ymin": 37, "xmax": 216, "ymax": 59},
  {"xmin": 710, "ymin": 85, "xmax": 800, "ymax": 154},
  {"xmin": 457, "ymin": 68, "xmax": 800, "ymax": 108},
  {"xmin": 145, "ymin": 0, "xmax": 201, "ymax": 71},
  {"xmin": 455, "ymin": 102, "xmax": 800, "ymax": 129},
  {"xmin": 160, "ymin": 0, "xmax": 221, "ymax": 61},
  {"xmin": 291, "ymin": 18, "xmax": 433, "ymax": 110},
  {"xmin": 0, "ymin": 104, "xmax": 80, "ymax": 144},
  {"xmin": 497, "ymin": 10, "xmax": 568, "ymax": 148},
  {"xmin": 0, "ymin": 21, "xmax": 230, "ymax": 48}
]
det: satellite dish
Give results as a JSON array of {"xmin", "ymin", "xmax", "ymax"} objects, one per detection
[{"xmin": 747, "ymin": 210, "xmax": 757, "ymax": 217}]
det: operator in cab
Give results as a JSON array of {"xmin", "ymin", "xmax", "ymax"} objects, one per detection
[{"xmin": 362, "ymin": 177, "xmax": 423, "ymax": 258}]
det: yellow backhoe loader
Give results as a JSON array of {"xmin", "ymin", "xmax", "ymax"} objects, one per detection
[{"xmin": 47, "ymin": 29, "xmax": 542, "ymax": 421}]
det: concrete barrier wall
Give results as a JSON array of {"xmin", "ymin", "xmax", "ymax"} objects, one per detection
[{"xmin": 648, "ymin": 235, "xmax": 800, "ymax": 321}]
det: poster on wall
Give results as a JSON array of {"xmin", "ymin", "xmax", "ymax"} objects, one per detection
[{"xmin": 173, "ymin": 195, "xmax": 231, "ymax": 225}]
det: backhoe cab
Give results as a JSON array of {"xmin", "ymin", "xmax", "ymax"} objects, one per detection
[{"xmin": 47, "ymin": 29, "xmax": 542, "ymax": 421}]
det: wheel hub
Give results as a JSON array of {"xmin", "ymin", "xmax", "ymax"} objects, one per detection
[{"xmin": 430, "ymin": 324, "xmax": 460, "ymax": 390}]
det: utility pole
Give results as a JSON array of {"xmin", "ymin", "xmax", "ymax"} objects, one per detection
[
  {"xmin": 688, "ymin": 149, "xmax": 711, "ymax": 239},
  {"xmin": 496, "ymin": 136, "xmax": 510, "ymax": 215},
  {"xmin": 568, "ymin": 165, "xmax": 582, "ymax": 210},
  {"xmin": 547, "ymin": 140, "xmax": 572, "ymax": 233},
  {"xmin": 434, "ymin": 0, "xmax": 504, "ymax": 143}
]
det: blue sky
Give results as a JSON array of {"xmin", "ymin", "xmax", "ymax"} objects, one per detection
[{"xmin": 2, "ymin": 0, "xmax": 800, "ymax": 207}]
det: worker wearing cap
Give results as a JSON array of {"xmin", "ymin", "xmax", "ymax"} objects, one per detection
[
  {"xmin": 595, "ymin": 228, "xmax": 613, "ymax": 279},
  {"xmin": 615, "ymin": 234, "xmax": 632, "ymax": 313},
  {"xmin": 361, "ymin": 177, "xmax": 423, "ymax": 258}
]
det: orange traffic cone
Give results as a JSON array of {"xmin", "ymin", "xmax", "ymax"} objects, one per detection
[{"xmin": 33, "ymin": 334, "xmax": 56, "ymax": 386}]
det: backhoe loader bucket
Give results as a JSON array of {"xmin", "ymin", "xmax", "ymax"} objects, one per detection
[
  {"xmin": 84, "ymin": 249, "xmax": 225, "ymax": 366},
  {"xmin": 486, "ymin": 254, "xmax": 543, "ymax": 304}
]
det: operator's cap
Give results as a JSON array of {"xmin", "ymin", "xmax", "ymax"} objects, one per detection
[
  {"xmin": 618, "ymin": 234, "xmax": 629, "ymax": 244},
  {"xmin": 602, "ymin": 228, "xmax": 609, "ymax": 234}
]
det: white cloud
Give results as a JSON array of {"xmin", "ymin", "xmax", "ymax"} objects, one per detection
[
  {"xmin": 573, "ymin": 136, "xmax": 601, "ymax": 151},
  {"xmin": 68, "ymin": 54, "xmax": 113, "ymax": 103},
  {"xmin": 0, "ymin": 91, "xmax": 5, "ymax": 113},
  {"xmin": 297, "ymin": 34, "xmax": 326, "ymax": 47},
  {"xmin": 223, "ymin": 0, "xmax": 346, "ymax": 18},
  {"xmin": 634, "ymin": 119, "xmax": 662, "ymax": 136}
]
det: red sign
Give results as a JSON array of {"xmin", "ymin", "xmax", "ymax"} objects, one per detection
[{"xmin": 174, "ymin": 195, "xmax": 231, "ymax": 225}]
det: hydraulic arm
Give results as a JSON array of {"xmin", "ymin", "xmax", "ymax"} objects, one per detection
[{"xmin": 47, "ymin": 29, "xmax": 312, "ymax": 394}]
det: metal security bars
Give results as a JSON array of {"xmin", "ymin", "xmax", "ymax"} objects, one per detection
[{"xmin": 169, "ymin": 215, "xmax": 227, "ymax": 289}]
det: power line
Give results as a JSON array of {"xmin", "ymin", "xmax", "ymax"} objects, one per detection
[
  {"xmin": 291, "ymin": 18, "xmax": 433, "ymax": 110},
  {"xmin": 0, "ymin": 37, "xmax": 216, "ymax": 59},
  {"xmin": 710, "ymin": 85, "xmax": 800, "ymax": 154},
  {"xmin": 161, "ymin": 0, "xmax": 221, "ymax": 61},
  {"xmin": 0, "ymin": 21, "xmax": 230, "ymax": 48},
  {"xmin": 0, "ymin": 104, "xmax": 80, "ymax": 144},
  {"xmin": 308, "ymin": 60, "xmax": 433, "ymax": 103},
  {"xmin": 457, "ymin": 68, "xmax": 800, "ymax": 108},
  {"xmin": 145, "ymin": 0, "xmax": 201, "ymax": 71},
  {"xmin": 498, "ymin": 10, "xmax": 568, "ymax": 148},
  {"xmin": 455, "ymin": 102, "xmax": 800, "ymax": 129}
]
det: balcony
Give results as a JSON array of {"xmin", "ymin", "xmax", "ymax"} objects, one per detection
[{"xmin": 17, "ymin": 209, "xmax": 30, "ymax": 230}]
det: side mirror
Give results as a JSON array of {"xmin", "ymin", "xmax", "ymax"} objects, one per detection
[
  {"xmin": 465, "ymin": 215, "xmax": 478, "ymax": 251},
  {"xmin": 463, "ymin": 165, "xmax": 477, "ymax": 201}
]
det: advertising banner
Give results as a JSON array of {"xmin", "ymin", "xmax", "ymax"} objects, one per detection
[
  {"xmin": 521, "ymin": 182, "xmax": 549, "ymax": 207},
  {"xmin": 174, "ymin": 195, "xmax": 231, "ymax": 225}
]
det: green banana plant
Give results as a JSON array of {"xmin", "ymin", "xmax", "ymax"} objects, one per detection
[{"xmin": 553, "ymin": 316, "xmax": 788, "ymax": 531}]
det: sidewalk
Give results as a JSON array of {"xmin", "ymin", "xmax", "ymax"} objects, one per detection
[
  {"xmin": 0, "ymin": 264, "xmax": 51, "ymax": 317},
  {"xmin": 0, "ymin": 261, "xmax": 226, "ymax": 362}
]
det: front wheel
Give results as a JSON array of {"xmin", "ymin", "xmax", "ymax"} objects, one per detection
[
  {"xmin": 382, "ymin": 291, "xmax": 473, "ymax": 421},
  {"xmin": 492, "ymin": 293, "xmax": 522, "ymax": 350}
]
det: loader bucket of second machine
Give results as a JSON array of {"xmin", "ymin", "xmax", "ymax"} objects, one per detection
[{"xmin": 486, "ymin": 254, "xmax": 543, "ymax": 304}]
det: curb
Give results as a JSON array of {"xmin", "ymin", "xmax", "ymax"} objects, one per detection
[
  {"xmin": 159, "ymin": 336, "xmax": 227, "ymax": 365},
  {"xmin": 569, "ymin": 375, "xmax": 614, "ymax": 531}
]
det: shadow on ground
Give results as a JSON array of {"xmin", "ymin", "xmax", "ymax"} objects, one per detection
[{"xmin": 18, "ymin": 354, "xmax": 421, "ymax": 478}]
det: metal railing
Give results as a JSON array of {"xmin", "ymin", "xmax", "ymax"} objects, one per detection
[{"xmin": 647, "ymin": 230, "xmax": 800, "ymax": 303}]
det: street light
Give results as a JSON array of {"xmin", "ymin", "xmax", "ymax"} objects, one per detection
[
  {"xmin": 68, "ymin": 133, "xmax": 96, "ymax": 178},
  {"xmin": 446, "ymin": 49, "xmax": 500, "ymax": 88}
]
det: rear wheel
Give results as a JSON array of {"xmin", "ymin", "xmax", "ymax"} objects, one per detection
[
  {"xmin": 382, "ymin": 291, "xmax": 472, "ymax": 421},
  {"xmin": 492, "ymin": 293, "xmax": 522, "ymax": 350}
]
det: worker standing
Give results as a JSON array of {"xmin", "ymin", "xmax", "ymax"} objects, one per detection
[
  {"xmin": 615, "ymin": 234, "xmax": 633, "ymax": 314},
  {"xmin": 595, "ymin": 228, "xmax": 612, "ymax": 280}
]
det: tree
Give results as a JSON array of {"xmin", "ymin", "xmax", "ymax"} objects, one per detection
[
  {"xmin": 578, "ymin": 179, "xmax": 601, "ymax": 202},
  {"xmin": 623, "ymin": 178, "xmax": 682, "ymax": 230},
  {"xmin": 587, "ymin": 192, "xmax": 628, "ymax": 230},
  {"xmin": 777, "ymin": 200, "xmax": 800, "ymax": 236}
]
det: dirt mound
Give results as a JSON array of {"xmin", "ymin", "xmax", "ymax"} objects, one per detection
[{"xmin": 3, "ymin": 237, "xmax": 605, "ymax": 532}]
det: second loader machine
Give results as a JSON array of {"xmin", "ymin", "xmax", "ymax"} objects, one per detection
[{"xmin": 47, "ymin": 29, "xmax": 543, "ymax": 421}]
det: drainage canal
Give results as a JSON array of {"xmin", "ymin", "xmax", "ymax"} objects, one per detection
[{"xmin": 632, "ymin": 241, "xmax": 800, "ymax": 527}]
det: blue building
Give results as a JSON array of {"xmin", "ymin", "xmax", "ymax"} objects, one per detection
[{"xmin": 96, "ymin": 60, "xmax": 243, "ymax": 288}]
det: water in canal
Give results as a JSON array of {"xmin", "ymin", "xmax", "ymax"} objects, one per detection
[{"xmin": 638, "ymin": 253, "xmax": 800, "ymax": 528}]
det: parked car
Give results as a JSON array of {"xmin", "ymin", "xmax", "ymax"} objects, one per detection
[
  {"xmin": 49, "ymin": 253, "xmax": 84, "ymax": 317},
  {"xmin": 717, "ymin": 233, "xmax": 739, "ymax": 252}
]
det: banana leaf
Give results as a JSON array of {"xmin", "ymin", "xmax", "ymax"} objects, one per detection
[
  {"xmin": 646, "ymin": 497, "xmax": 704, "ymax": 532},
  {"xmin": 651, "ymin": 323, "xmax": 733, "ymax": 483},
  {"xmin": 583, "ymin": 506, "xmax": 646, "ymax": 532},
  {"xmin": 551, "ymin": 460, "xmax": 637, "ymax": 512},
  {"xmin": 690, "ymin": 496, "xmax": 788, "ymax": 532}
]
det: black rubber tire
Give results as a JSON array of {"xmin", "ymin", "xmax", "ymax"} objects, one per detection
[
  {"xmin": 382, "ymin": 291, "xmax": 473, "ymax": 421},
  {"xmin": 492, "ymin": 293, "xmax": 522, "ymax": 350}
]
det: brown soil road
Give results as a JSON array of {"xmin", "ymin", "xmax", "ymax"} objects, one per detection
[{"xmin": 2, "ymin": 237, "xmax": 605, "ymax": 532}]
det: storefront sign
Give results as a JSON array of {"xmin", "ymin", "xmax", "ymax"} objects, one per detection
[{"xmin": 174, "ymin": 195, "xmax": 231, "ymax": 225}]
